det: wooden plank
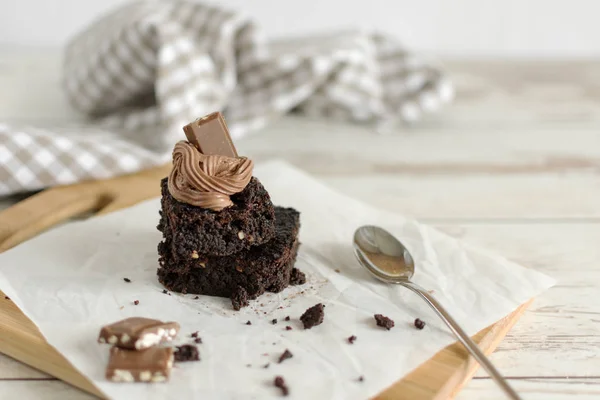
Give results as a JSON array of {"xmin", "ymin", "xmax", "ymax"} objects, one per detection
[
  {"xmin": 434, "ymin": 223, "xmax": 600, "ymax": 378},
  {"xmin": 0, "ymin": 381, "xmax": 96, "ymax": 400},
  {"xmin": 458, "ymin": 378, "xmax": 600, "ymax": 400}
]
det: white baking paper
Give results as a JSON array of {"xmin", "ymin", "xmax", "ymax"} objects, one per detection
[{"xmin": 0, "ymin": 161, "xmax": 555, "ymax": 400}]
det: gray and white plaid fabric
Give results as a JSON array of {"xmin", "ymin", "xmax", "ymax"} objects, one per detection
[{"xmin": 0, "ymin": 0, "xmax": 453, "ymax": 197}]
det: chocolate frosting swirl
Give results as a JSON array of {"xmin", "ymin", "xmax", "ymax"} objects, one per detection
[{"xmin": 168, "ymin": 141, "xmax": 253, "ymax": 211}]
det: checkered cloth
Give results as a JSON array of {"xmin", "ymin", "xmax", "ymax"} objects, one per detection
[{"xmin": 0, "ymin": 0, "xmax": 453, "ymax": 197}]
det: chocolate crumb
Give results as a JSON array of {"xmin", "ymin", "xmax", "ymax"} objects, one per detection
[
  {"xmin": 278, "ymin": 349, "xmax": 293, "ymax": 364},
  {"xmin": 300, "ymin": 303, "xmax": 325, "ymax": 329},
  {"xmin": 284, "ymin": 316, "xmax": 290, "ymax": 321},
  {"xmin": 263, "ymin": 363, "xmax": 270, "ymax": 368},
  {"xmin": 358, "ymin": 376, "xmax": 365, "ymax": 382},
  {"xmin": 274, "ymin": 376, "xmax": 289, "ymax": 396},
  {"xmin": 374, "ymin": 314, "xmax": 395, "ymax": 330},
  {"xmin": 335, "ymin": 269, "xmax": 341, "ymax": 273},
  {"xmin": 348, "ymin": 335, "xmax": 357, "ymax": 344},
  {"xmin": 162, "ymin": 289, "xmax": 168, "ymax": 294},
  {"xmin": 271, "ymin": 319, "xmax": 278, "ymax": 325},
  {"xmin": 194, "ymin": 296, "xmax": 200, "ymax": 300},
  {"xmin": 414, "ymin": 318, "xmax": 426, "ymax": 330},
  {"xmin": 246, "ymin": 320, "xmax": 252, "ymax": 325},
  {"xmin": 123, "ymin": 278, "xmax": 131, "ymax": 283},
  {"xmin": 285, "ymin": 326, "xmax": 292, "ymax": 331},
  {"xmin": 4, "ymin": 296, "xmax": 9, "ymax": 300},
  {"xmin": 231, "ymin": 286, "xmax": 249, "ymax": 310},
  {"xmin": 289, "ymin": 268, "xmax": 306, "ymax": 285},
  {"xmin": 191, "ymin": 331, "xmax": 199, "ymax": 338},
  {"xmin": 174, "ymin": 344, "xmax": 200, "ymax": 362},
  {"xmin": 194, "ymin": 337, "xmax": 203, "ymax": 344},
  {"xmin": 133, "ymin": 300, "xmax": 139, "ymax": 305}
]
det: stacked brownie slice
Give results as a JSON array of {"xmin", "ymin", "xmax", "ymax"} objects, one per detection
[{"xmin": 157, "ymin": 112, "xmax": 304, "ymax": 309}]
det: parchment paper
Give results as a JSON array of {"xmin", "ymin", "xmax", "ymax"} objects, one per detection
[{"xmin": 0, "ymin": 161, "xmax": 555, "ymax": 400}]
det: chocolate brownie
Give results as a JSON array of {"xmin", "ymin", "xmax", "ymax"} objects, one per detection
[
  {"xmin": 158, "ymin": 177, "xmax": 275, "ymax": 257},
  {"xmin": 158, "ymin": 207, "xmax": 302, "ymax": 309}
]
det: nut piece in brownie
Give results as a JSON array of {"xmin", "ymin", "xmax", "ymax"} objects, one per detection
[
  {"xmin": 158, "ymin": 207, "xmax": 302, "ymax": 309},
  {"xmin": 158, "ymin": 176, "xmax": 275, "ymax": 257},
  {"xmin": 300, "ymin": 303, "xmax": 325, "ymax": 329}
]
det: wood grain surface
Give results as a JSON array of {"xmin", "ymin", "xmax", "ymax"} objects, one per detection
[{"xmin": 1, "ymin": 49, "xmax": 599, "ymax": 399}]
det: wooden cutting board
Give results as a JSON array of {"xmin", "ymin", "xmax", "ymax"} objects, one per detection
[{"xmin": 0, "ymin": 164, "xmax": 530, "ymax": 399}]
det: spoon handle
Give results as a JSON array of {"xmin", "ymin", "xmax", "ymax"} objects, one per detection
[{"xmin": 401, "ymin": 281, "xmax": 522, "ymax": 400}]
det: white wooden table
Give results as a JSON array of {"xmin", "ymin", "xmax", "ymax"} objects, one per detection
[{"xmin": 1, "ymin": 49, "xmax": 599, "ymax": 399}]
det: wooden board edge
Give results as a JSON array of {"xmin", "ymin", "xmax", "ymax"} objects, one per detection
[
  {"xmin": 376, "ymin": 300, "xmax": 532, "ymax": 400},
  {"xmin": 0, "ymin": 294, "xmax": 105, "ymax": 398}
]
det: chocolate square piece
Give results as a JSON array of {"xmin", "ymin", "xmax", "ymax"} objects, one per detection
[
  {"xmin": 106, "ymin": 347, "xmax": 173, "ymax": 383},
  {"xmin": 98, "ymin": 317, "xmax": 180, "ymax": 350},
  {"xmin": 183, "ymin": 111, "xmax": 238, "ymax": 157}
]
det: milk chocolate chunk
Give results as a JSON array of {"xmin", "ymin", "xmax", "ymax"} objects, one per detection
[
  {"xmin": 106, "ymin": 347, "xmax": 173, "ymax": 383},
  {"xmin": 98, "ymin": 317, "xmax": 180, "ymax": 350},
  {"xmin": 183, "ymin": 111, "xmax": 238, "ymax": 157}
]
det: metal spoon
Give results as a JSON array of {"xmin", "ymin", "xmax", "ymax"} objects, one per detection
[{"xmin": 353, "ymin": 225, "xmax": 521, "ymax": 400}]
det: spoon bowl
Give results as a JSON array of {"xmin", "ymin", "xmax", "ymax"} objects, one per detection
[
  {"xmin": 352, "ymin": 225, "xmax": 521, "ymax": 400},
  {"xmin": 353, "ymin": 225, "xmax": 415, "ymax": 282}
]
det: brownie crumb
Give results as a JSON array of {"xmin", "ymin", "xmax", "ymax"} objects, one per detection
[
  {"xmin": 194, "ymin": 337, "xmax": 202, "ymax": 344},
  {"xmin": 414, "ymin": 318, "xmax": 426, "ymax": 330},
  {"xmin": 278, "ymin": 349, "xmax": 293, "ymax": 364},
  {"xmin": 162, "ymin": 289, "xmax": 168, "ymax": 294},
  {"xmin": 194, "ymin": 296, "xmax": 200, "ymax": 300},
  {"xmin": 285, "ymin": 326, "xmax": 292, "ymax": 331},
  {"xmin": 191, "ymin": 331, "xmax": 199, "ymax": 338},
  {"xmin": 300, "ymin": 303, "xmax": 324, "ymax": 329},
  {"xmin": 263, "ymin": 363, "xmax": 270, "ymax": 368},
  {"xmin": 374, "ymin": 314, "xmax": 395, "ymax": 330},
  {"xmin": 358, "ymin": 376, "xmax": 365, "ymax": 382},
  {"xmin": 133, "ymin": 300, "xmax": 139, "ymax": 305},
  {"xmin": 4, "ymin": 296, "xmax": 9, "ymax": 300},
  {"xmin": 246, "ymin": 320, "xmax": 252, "ymax": 325},
  {"xmin": 274, "ymin": 376, "xmax": 289, "ymax": 396},
  {"xmin": 271, "ymin": 319, "xmax": 278, "ymax": 325},
  {"xmin": 289, "ymin": 268, "xmax": 306, "ymax": 285},
  {"xmin": 348, "ymin": 335, "xmax": 357, "ymax": 344},
  {"xmin": 231, "ymin": 286, "xmax": 249, "ymax": 311},
  {"xmin": 335, "ymin": 269, "xmax": 341, "ymax": 273},
  {"xmin": 123, "ymin": 278, "xmax": 131, "ymax": 283},
  {"xmin": 284, "ymin": 316, "xmax": 290, "ymax": 321},
  {"xmin": 174, "ymin": 345, "xmax": 199, "ymax": 362}
]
